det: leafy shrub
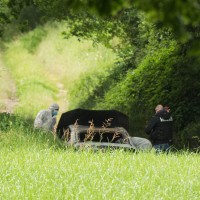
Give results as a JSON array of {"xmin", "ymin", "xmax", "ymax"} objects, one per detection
[
  {"xmin": 0, "ymin": 113, "xmax": 15, "ymax": 132},
  {"xmin": 68, "ymin": 62, "xmax": 126, "ymax": 109},
  {"xmin": 0, "ymin": 113, "xmax": 27, "ymax": 132},
  {"xmin": 175, "ymin": 122, "xmax": 200, "ymax": 150}
]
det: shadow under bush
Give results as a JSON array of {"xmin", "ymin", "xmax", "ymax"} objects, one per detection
[{"xmin": 174, "ymin": 121, "xmax": 200, "ymax": 151}]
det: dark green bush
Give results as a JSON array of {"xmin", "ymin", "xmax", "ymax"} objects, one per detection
[
  {"xmin": 175, "ymin": 122, "xmax": 200, "ymax": 150},
  {"xmin": 0, "ymin": 113, "xmax": 22, "ymax": 132}
]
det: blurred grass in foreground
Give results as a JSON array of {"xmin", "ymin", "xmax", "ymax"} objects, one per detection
[{"xmin": 0, "ymin": 114, "xmax": 200, "ymax": 200}]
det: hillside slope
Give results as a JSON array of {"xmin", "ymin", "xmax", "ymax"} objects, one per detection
[{"xmin": 0, "ymin": 22, "xmax": 116, "ymax": 119}]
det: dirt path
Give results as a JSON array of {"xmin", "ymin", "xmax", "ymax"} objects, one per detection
[
  {"xmin": 56, "ymin": 82, "xmax": 69, "ymax": 113},
  {"xmin": 0, "ymin": 54, "xmax": 18, "ymax": 113},
  {"xmin": 0, "ymin": 52, "xmax": 68, "ymax": 114}
]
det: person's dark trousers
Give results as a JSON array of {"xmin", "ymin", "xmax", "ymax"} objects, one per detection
[{"xmin": 153, "ymin": 143, "xmax": 170, "ymax": 152}]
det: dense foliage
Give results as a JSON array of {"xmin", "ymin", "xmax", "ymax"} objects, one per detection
[
  {"xmin": 0, "ymin": 0, "xmax": 10, "ymax": 37},
  {"xmin": 64, "ymin": 9, "xmax": 200, "ymax": 148}
]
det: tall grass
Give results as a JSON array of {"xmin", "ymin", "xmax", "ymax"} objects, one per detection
[
  {"xmin": 0, "ymin": 125, "xmax": 200, "ymax": 199},
  {"xmin": 0, "ymin": 115, "xmax": 199, "ymax": 200}
]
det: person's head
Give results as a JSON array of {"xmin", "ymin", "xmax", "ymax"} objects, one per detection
[
  {"xmin": 164, "ymin": 106, "xmax": 170, "ymax": 113},
  {"xmin": 49, "ymin": 103, "xmax": 59, "ymax": 116},
  {"xmin": 155, "ymin": 104, "xmax": 163, "ymax": 113}
]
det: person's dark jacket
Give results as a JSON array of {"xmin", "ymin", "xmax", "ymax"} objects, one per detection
[{"xmin": 145, "ymin": 110, "xmax": 173, "ymax": 145}]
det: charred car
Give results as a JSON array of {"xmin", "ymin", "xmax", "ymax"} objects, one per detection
[{"xmin": 56, "ymin": 109, "xmax": 137, "ymax": 150}]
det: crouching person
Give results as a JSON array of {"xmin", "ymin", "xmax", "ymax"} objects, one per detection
[{"xmin": 34, "ymin": 103, "xmax": 59, "ymax": 132}]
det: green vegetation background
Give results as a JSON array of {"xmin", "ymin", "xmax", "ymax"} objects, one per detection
[
  {"xmin": 1, "ymin": 1, "xmax": 200, "ymax": 199},
  {"xmin": 1, "ymin": 0, "xmax": 200, "ymax": 149}
]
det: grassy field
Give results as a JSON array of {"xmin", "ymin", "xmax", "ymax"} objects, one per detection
[
  {"xmin": 0, "ymin": 120, "xmax": 200, "ymax": 200},
  {"xmin": 0, "ymin": 22, "xmax": 200, "ymax": 200}
]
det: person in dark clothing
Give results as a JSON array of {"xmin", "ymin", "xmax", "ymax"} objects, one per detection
[{"xmin": 145, "ymin": 104, "xmax": 173, "ymax": 152}]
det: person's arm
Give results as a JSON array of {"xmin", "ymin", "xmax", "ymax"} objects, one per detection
[
  {"xmin": 34, "ymin": 111, "xmax": 46, "ymax": 128},
  {"xmin": 145, "ymin": 116, "xmax": 157, "ymax": 135}
]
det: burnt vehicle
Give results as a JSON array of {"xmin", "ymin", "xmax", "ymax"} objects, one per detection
[
  {"xmin": 56, "ymin": 108, "xmax": 137, "ymax": 150},
  {"xmin": 64, "ymin": 125, "xmax": 137, "ymax": 150}
]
